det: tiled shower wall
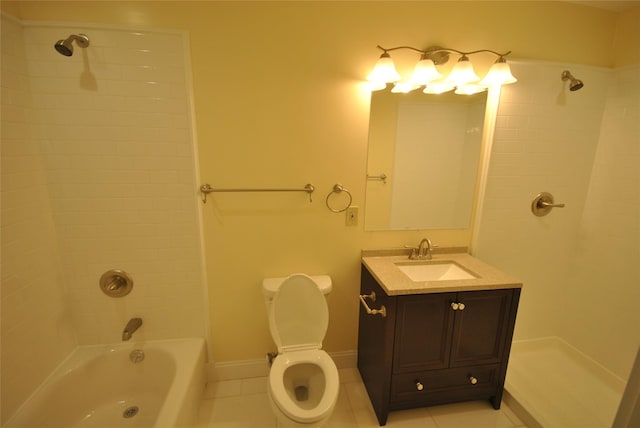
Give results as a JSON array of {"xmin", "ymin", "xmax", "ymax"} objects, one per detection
[
  {"xmin": 475, "ymin": 61, "xmax": 639, "ymax": 380},
  {"xmin": 1, "ymin": 16, "xmax": 206, "ymax": 422},
  {"xmin": 562, "ymin": 66, "xmax": 640, "ymax": 379},
  {"xmin": 1, "ymin": 15, "xmax": 77, "ymax": 421}
]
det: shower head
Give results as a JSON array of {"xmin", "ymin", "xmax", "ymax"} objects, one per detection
[
  {"xmin": 54, "ymin": 33, "xmax": 90, "ymax": 56},
  {"xmin": 561, "ymin": 70, "xmax": 584, "ymax": 91}
]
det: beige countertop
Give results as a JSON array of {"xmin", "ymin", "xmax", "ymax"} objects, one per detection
[{"xmin": 361, "ymin": 249, "xmax": 522, "ymax": 296}]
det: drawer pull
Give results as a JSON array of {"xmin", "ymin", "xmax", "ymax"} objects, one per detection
[
  {"xmin": 359, "ymin": 292, "xmax": 387, "ymax": 317},
  {"xmin": 469, "ymin": 376, "xmax": 478, "ymax": 385},
  {"xmin": 415, "ymin": 381, "xmax": 424, "ymax": 391}
]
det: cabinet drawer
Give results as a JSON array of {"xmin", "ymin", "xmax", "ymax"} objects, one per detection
[{"xmin": 390, "ymin": 364, "xmax": 500, "ymax": 404}]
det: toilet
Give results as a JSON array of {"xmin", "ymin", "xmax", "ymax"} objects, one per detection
[{"xmin": 262, "ymin": 274, "xmax": 339, "ymax": 427}]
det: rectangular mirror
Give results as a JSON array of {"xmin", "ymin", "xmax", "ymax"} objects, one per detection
[{"xmin": 364, "ymin": 89, "xmax": 487, "ymax": 231}]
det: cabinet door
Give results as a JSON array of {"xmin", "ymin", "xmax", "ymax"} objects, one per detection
[
  {"xmin": 393, "ymin": 293, "xmax": 455, "ymax": 373},
  {"xmin": 450, "ymin": 289, "xmax": 513, "ymax": 367}
]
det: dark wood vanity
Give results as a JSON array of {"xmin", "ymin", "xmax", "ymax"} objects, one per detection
[{"xmin": 357, "ymin": 252, "xmax": 521, "ymax": 425}]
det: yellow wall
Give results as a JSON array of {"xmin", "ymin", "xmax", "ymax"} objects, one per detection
[
  {"xmin": 613, "ymin": 4, "xmax": 640, "ymax": 66},
  {"xmin": 3, "ymin": 1, "xmax": 635, "ymax": 362}
]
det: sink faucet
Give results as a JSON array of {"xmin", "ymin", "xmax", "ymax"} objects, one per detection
[
  {"xmin": 122, "ymin": 317, "xmax": 143, "ymax": 341},
  {"xmin": 409, "ymin": 238, "xmax": 435, "ymax": 260}
]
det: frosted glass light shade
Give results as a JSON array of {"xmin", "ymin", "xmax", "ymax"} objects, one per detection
[
  {"xmin": 367, "ymin": 81, "xmax": 387, "ymax": 91},
  {"xmin": 409, "ymin": 58, "xmax": 442, "ymax": 85},
  {"xmin": 446, "ymin": 56, "xmax": 480, "ymax": 86},
  {"xmin": 454, "ymin": 84, "xmax": 487, "ymax": 95},
  {"xmin": 367, "ymin": 54, "xmax": 401, "ymax": 84},
  {"xmin": 480, "ymin": 60, "xmax": 517, "ymax": 86},
  {"xmin": 423, "ymin": 81, "xmax": 455, "ymax": 94},
  {"xmin": 391, "ymin": 82, "xmax": 420, "ymax": 93}
]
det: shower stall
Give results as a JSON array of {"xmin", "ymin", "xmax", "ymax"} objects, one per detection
[
  {"xmin": 1, "ymin": 15, "xmax": 208, "ymax": 424},
  {"xmin": 474, "ymin": 61, "xmax": 639, "ymax": 427}
]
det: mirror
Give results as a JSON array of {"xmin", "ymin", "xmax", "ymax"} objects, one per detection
[{"xmin": 364, "ymin": 88, "xmax": 489, "ymax": 231}]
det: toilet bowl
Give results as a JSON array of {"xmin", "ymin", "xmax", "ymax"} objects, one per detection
[{"xmin": 263, "ymin": 274, "xmax": 339, "ymax": 427}]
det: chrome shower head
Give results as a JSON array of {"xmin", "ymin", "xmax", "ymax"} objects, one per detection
[
  {"xmin": 561, "ymin": 70, "xmax": 584, "ymax": 91},
  {"xmin": 54, "ymin": 33, "xmax": 90, "ymax": 56}
]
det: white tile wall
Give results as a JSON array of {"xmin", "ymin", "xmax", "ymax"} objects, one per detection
[
  {"xmin": 1, "ymin": 14, "xmax": 77, "ymax": 423},
  {"xmin": 561, "ymin": 65, "xmax": 640, "ymax": 380},
  {"xmin": 1, "ymin": 17, "xmax": 206, "ymax": 422},
  {"xmin": 475, "ymin": 61, "xmax": 610, "ymax": 341},
  {"xmin": 475, "ymin": 61, "xmax": 639, "ymax": 379}
]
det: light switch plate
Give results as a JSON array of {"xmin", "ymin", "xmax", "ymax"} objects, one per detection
[{"xmin": 346, "ymin": 206, "xmax": 358, "ymax": 226}]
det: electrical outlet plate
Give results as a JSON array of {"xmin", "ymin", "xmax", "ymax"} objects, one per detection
[{"xmin": 346, "ymin": 206, "xmax": 358, "ymax": 226}]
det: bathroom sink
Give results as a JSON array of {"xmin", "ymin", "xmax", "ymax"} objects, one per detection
[{"xmin": 395, "ymin": 261, "xmax": 477, "ymax": 282}]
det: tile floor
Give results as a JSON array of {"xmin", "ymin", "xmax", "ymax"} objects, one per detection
[{"xmin": 195, "ymin": 368, "xmax": 527, "ymax": 427}]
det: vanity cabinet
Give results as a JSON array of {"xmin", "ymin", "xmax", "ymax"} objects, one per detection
[{"xmin": 357, "ymin": 265, "xmax": 520, "ymax": 426}]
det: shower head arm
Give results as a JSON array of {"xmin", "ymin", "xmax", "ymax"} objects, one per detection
[{"xmin": 68, "ymin": 34, "xmax": 90, "ymax": 48}]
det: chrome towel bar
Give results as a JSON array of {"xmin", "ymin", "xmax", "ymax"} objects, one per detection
[
  {"xmin": 359, "ymin": 291, "xmax": 387, "ymax": 317},
  {"xmin": 367, "ymin": 173, "xmax": 388, "ymax": 184},
  {"xmin": 199, "ymin": 183, "xmax": 315, "ymax": 204}
]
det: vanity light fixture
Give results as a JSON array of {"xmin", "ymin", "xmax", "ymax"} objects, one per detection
[{"xmin": 367, "ymin": 45, "xmax": 517, "ymax": 94}]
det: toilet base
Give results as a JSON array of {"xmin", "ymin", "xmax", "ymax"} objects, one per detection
[{"xmin": 267, "ymin": 387, "xmax": 332, "ymax": 428}]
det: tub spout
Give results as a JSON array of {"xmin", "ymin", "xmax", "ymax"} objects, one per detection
[{"xmin": 122, "ymin": 317, "xmax": 143, "ymax": 341}]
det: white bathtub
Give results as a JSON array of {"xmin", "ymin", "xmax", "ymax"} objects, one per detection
[{"xmin": 5, "ymin": 338, "xmax": 206, "ymax": 428}]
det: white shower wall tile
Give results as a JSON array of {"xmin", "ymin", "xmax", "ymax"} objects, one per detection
[
  {"xmin": 18, "ymin": 23, "xmax": 206, "ymax": 346},
  {"xmin": 1, "ymin": 15, "xmax": 79, "ymax": 422},
  {"xmin": 476, "ymin": 61, "xmax": 610, "ymax": 341}
]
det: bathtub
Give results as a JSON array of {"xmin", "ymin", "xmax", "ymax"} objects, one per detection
[{"xmin": 5, "ymin": 338, "xmax": 206, "ymax": 428}]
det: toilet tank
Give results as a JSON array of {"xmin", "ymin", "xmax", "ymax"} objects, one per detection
[{"xmin": 262, "ymin": 274, "xmax": 332, "ymax": 304}]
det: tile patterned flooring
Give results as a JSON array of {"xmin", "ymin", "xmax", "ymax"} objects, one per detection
[{"xmin": 195, "ymin": 368, "xmax": 527, "ymax": 427}]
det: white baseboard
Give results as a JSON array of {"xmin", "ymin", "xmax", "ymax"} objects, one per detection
[{"xmin": 208, "ymin": 350, "xmax": 357, "ymax": 382}]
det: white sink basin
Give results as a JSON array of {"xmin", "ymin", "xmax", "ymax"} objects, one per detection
[{"xmin": 395, "ymin": 261, "xmax": 477, "ymax": 282}]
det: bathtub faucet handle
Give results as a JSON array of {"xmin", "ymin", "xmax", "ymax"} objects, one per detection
[{"xmin": 122, "ymin": 317, "xmax": 143, "ymax": 341}]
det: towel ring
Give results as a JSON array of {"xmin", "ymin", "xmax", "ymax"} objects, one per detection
[{"xmin": 325, "ymin": 184, "xmax": 352, "ymax": 213}]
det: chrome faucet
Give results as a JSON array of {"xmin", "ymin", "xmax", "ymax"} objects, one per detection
[
  {"xmin": 409, "ymin": 238, "xmax": 435, "ymax": 260},
  {"xmin": 122, "ymin": 317, "xmax": 143, "ymax": 341}
]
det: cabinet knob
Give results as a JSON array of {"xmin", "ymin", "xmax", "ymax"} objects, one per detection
[
  {"xmin": 469, "ymin": 376, "xmax": 478, "ymax": 385},
  {"xmin": 451, "ymin": 302, "xmax": 465, "ymax": 310},
  {"xmin": 415, "ymin": 381, "xmax": 424, "ymax": 391}
]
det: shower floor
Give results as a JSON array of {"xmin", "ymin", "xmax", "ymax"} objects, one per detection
[{"xmin": 504, "ymin": 337, "xmax": 625, "ymax": 428}]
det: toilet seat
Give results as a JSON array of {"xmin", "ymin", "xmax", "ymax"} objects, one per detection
[
  {"xmin": 268, "ymin": 274, "xmax": 328, "ymax": 353},
  {"xmin": 269, "ymin": 349, "xmax": 339, "ymax": 424}
]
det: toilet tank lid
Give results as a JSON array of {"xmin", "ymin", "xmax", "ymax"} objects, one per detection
[{"xmin": 262, "ymin": 274, "xmax": 332, "ymax": 297}]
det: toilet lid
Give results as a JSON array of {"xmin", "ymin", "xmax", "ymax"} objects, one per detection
[{"xmin": 269, "ymin": 274, "xmax": 328, "ymax": 351}]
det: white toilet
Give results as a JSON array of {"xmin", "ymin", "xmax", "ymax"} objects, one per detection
[{"xmin": 262, "ymin": 274, "xmax": 339, "ymax": 427}]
